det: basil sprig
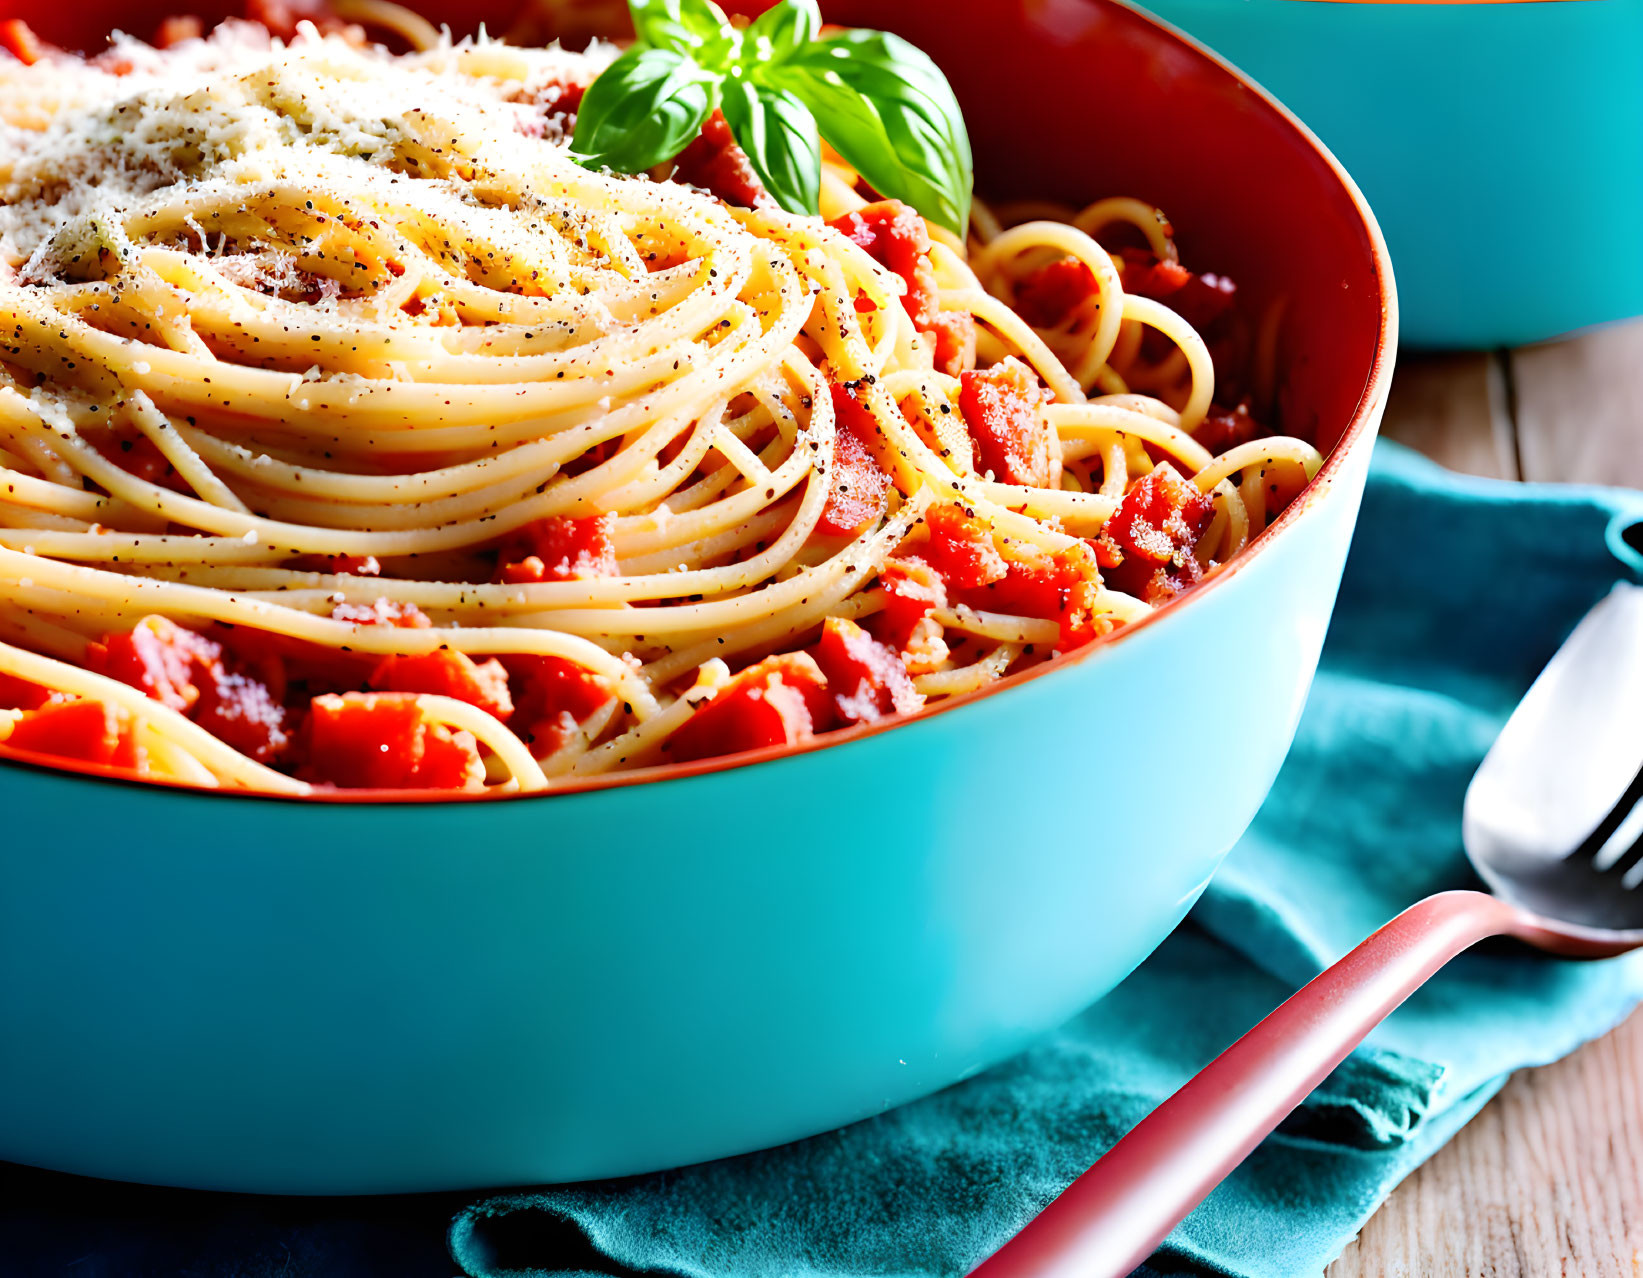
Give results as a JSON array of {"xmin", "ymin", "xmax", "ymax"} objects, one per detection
[{"xmin": 570, "ymin": 0, "xmax": 973, "ymax": 237}]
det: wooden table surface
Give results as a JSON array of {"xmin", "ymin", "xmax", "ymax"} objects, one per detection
[{"xmin": 1325, "ymin": 317, "xmax": 1643, "ymax": 1278}]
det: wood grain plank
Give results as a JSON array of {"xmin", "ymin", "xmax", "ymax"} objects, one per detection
[
  {"xmin": 1328, "ymin": 1008, "xmax": 1643, "ymax": 1278},
  {"xmin": 1378, "ymin": 351, "xmax": 1517, "ymax": 482},
  {"xmin": 1512, "ymin": 317, "xmax": 1643, "ymax": 488}
]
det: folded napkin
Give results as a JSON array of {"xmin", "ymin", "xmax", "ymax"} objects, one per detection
[{"xmin": 449, "ymin": 442, "xmax": 1643, "ymax": 1278}]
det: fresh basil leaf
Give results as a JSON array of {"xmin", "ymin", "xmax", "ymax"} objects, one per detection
[
  {"xmin": 776, "ymin": 30, "xmax": 972, "ymax": 237},
  {"xmin": 591, "ymin": 0, "xmax": 973, "ymax": 233},
  {"xmin": 720, "ymin": 77, "xmax": 820, "ymax": 216},
  {"xmin": 742, "ymin": 0, "xmax": 820, "ymax": 64},
  {"xmin": 629, "ymin": 0, "xmax": 732, "ymax": 62},
  {"xmin": 571, "ymin": 46, "xmax": 721, "ymax": 173}
]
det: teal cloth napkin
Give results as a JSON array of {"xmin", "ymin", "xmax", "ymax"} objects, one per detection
[{"xmin": 450, "ymin": 441, "xmax": 1643, "ymax": 1278}]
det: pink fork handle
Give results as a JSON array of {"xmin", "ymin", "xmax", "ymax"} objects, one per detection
[{"xmin": 968, "ymin": 890, "xmax": 1543, "ymax": 1278}]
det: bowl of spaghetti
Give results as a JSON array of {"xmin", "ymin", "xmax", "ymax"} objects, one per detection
[{"xmin": 0, "ymin": 0, "xmax": 1394, "ymax": 1192}]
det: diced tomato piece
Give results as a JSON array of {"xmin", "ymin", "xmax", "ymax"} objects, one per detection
[
  {"xmin": 302, "ymin": 692, "xmax": 484, "ymax": 790},
  {"xmin": 0, "ymin": 20, "xmax": 44, "ymax": 65},
  {"xmin": 1118, "ymin": 252, "xmax": 1191, "ymax": 303},
  {"xmin": 85, "ymin": 616, "xmax": 221, "ymax": 713},
  {"xmin": 924, "ymin": 309, "xmax": 977, "ymax": 376},
  {"xmin": 1015, "ymin": 256, "xmax": 1099, "ymax": 328},
  {"xmin": 505, "ymin": 654, "xmax": 614, "ymax": 755},
  {"xmin": 818, "ymin": 383, "xmax": 893, "ymax": 536},
  {"xmin": 959, "ymin": 357, "xmax": 1053, "ymax": 487},
  {"xmin": 512, "ymin": 78, "xmax": 585, "ymax": 140},
  {"xmin": 671, "ymin": 110, "xmax": 772, "ymax": 210},
  {"xmin": 88, "ymin": 429, "xmax": 190, "ymax": 495},
  {"xmin": 1096, "ymin": 463, "xmax": 1215, "ymax": 603},
  {"xmin": 666, "ymin": 652, "xmax": 833, "ymax": 764},
  {"xmin": 828, "ymin": 200, "xmax": 939, "ymax": 328},
  {"xmin": 499, "ymin": 514, "xmax": 618, "ymax": 584},
  {"xmin": 955, "ymin": 541, "xmax": 1108, "ymax": 649},
  {"xmin": 1118, "ymin": 250, "xmax": 1239, "ymax": 334},
  {"xmin": 919, "ymin": 503, "xmax": 1007, "ymax": 590},
  {"xmin": 411, "ymin": 722, "xmax": 485, "ymax": 790},
  {"xmin": 87, "ymin": 617, "xmax": 291, "ymax": 761},
  {"xmin": 0, "ymin": 671, "xmax": 54, "ymax": 711},
  {"xmin": 4, "ymin": 698, "xmax": 141, "ymax": 770},
  {"xmin": 1194, "ymin": 402, "xmax": 1267, "ymax": 456},
  {"xmin": 1090, "ymin": 534, "xmax": 1123, "ymax": 571},
  {"xmin": 874, "ymin": 556, "xmax": 947, "ymax": 653},
  {"xmin": 155, "ymin": 15, "xmax": 205, "ymax": 46},
  {"xmin": 1119, "ymin": 249, "xmax": 1251, "ymax": 398},
  {"xmin": 907, "ymin": 506, "xmax": 1107, "ymax": 648},
  {"xmin": 369, "ymin": 650, "xmax": 514, "ymax": 721},
  {"xmin": 193, "ymin": 671, "xmax": 290, "ymax": 765},
  {"xmin": 810, "ymin": 617, "xmax": 922, "ymax": 725}
]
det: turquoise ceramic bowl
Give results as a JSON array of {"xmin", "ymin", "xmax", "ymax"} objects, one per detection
[
  {"xmin": 1135, "ymin": 0, "xmax": 1643, "ymax": 349},
  {"xmin": 0, "ymin": 0, "xmax": 1396, "ymax": 1192}
]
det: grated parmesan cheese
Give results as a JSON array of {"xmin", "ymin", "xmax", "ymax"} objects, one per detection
[{"xmin": 0, "ymin": 24, "xmax": 616, "ymax": 278}]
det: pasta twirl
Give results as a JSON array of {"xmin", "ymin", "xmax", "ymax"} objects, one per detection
[{"xmin": 0, "ymin": 13, "xmax": 1323, "ymax": 794}]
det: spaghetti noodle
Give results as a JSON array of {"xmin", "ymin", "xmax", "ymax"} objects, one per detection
[{"xmin": 0, "ymin": 10, "xmax": 1324, "ymax": 794}]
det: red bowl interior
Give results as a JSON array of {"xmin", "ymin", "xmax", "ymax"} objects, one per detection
[{"xmin": 0, "ymin": 0, "xmax": 1393, "ymax": 799}]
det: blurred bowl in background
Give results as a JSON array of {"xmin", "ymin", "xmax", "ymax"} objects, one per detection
[{"xmin": 1136, "ymin": 0, "xmax": 1643, "ymax": 350}]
